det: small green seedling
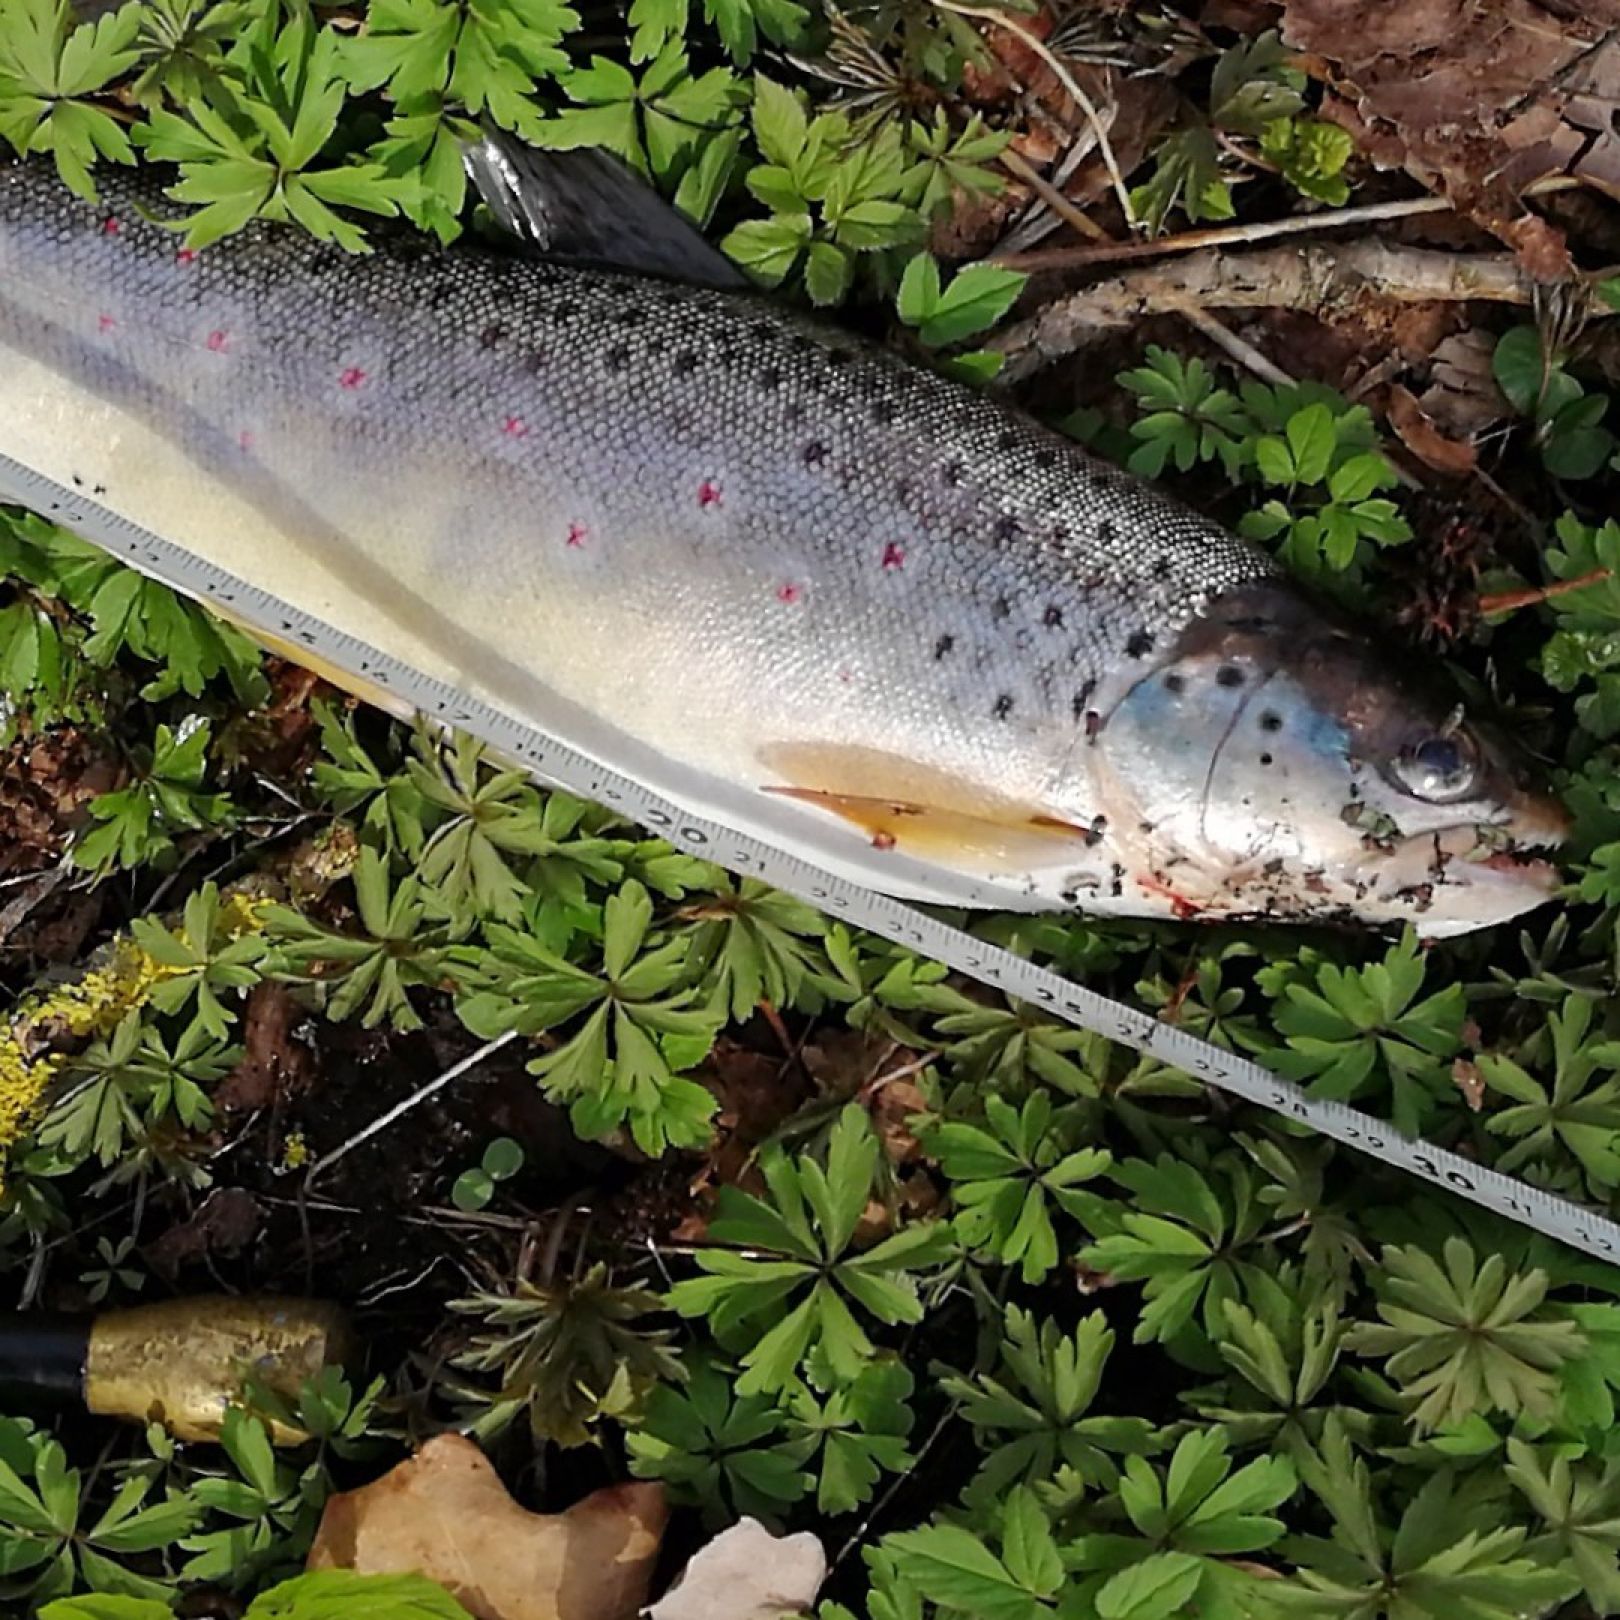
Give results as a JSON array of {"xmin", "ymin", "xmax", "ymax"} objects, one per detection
[{"xmin": 451, "ymin": 1135, "xmax": 526, "ymax": 1211}]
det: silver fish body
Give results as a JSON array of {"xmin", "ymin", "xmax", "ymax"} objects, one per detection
[{"xmin": 0, "ymin": 157, "xmax": 1564, "ymax": 933}]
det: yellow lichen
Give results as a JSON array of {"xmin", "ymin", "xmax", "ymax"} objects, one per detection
[
  {"xmin": 0, "ymin": 887, "xmax": 274, "ymax": 1199},
  {"xmin": 279, "ymin": 1131, "xmax": 309, "ymax": 1171}
]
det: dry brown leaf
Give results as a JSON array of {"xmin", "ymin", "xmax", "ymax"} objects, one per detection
[
  {"xmin": 1386, "ymin": 383, "xmax": 1480, "ymax": 474},
  {"xmin": 1453, "ymin": 1057, "xmax": 1487, "ymax": 1112},
  {"xmin": 307, "ymin": 1433, "xmax": 667, "ymax": 1620},
  {"xmin": 1418, "ymin": 329, "xmax": 1511, "ymax": 440},
  {"xmin": 1282, "ymin": 0, "xmax": 1620, "ymax": 272}
]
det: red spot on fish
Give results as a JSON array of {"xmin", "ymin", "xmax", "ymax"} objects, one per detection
[
  {"xmin": 566, "ymin": 522, "xmax": 588, "ymax": 548},
  {"xmin": 238, "ymin": 430, "xmax": 254, "ymax": 451},
  {"xmin": 503, "ymin": 415, "xmax": 530, "ymax": 439},
  {"xmin": 881, "ymin": 542, "xmax": 906, "ymax": 571},
  {"xmin": 871, "ymin": 830, "xmax": 897, "ymax": 850},
  {"xmin": 698, "ymin": 480, "xmax": 723, "ymax": 508},
  {"xmin": 101, "ymin": 217, "xmax": 120, "ymax": 236},
  {"xmin": 776, "ymin": 583, "xmax": 801, "ymax": 604},
  {"xmin": 97, "ymin": 314, "xmax": 116, "ymax": 332},
  {"xmin": 1137, "ymin": 873, "xmax": 1202, "ymax": 920},
  {"xmin": 176, "ymin": 248, "xmax": 197, "ymax": 265},
  {"xmin": 339, "ymin": 367, "xmax": 367, "ymax": 390},
  {"xmin": 206, "ymin": 330, "xmax": 230, "ymax": 353},
  {"xmin": 838, "ymin": 668, "xmax": 854, "ymax": 683}
]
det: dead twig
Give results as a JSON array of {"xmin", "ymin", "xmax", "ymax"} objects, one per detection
[
  {"xmin": 989, "ymin": 178, "xmax": 1583, "ymax": 272},
  {"xmin": 992, "ymin": 239, "xmax": 1609, "ymax": 382},
  {"xmin": 1479, "ymin": 568, "xmax": 1611, "ymax": 617},
  {"xmin": 1171, "ymin": 302, "xmax": 1294, "ymax": 388},
  {"xmin": 302, "ymin": 1031, "xmax": 519, "ymax": 1185},
  {"xmin": 930, "ymin": 0, "xmax": 1135, "ymax": 226},
  {"xmin": 998, "ymin": 145, "xmax": 1109, "ymax": 244}
]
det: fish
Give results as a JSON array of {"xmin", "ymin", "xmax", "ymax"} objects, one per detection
[{"xmin": 0, "ymin": 140, "xmax": 1568, "ymax": 938}]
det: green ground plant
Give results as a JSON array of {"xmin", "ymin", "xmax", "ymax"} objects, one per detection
[{"xmin": 4, "ymin": 1, "xmax": 1620, "ymax": 1618}]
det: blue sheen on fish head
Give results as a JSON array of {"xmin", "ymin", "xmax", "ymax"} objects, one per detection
[{"xmin": 1092, "ymin": 584, "xmax": 1567, "ymax": 935}]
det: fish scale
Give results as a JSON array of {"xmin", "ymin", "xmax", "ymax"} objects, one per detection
[{"xmin": 0, "ymin": 150, "xmax": 1565, "ymax": 930}]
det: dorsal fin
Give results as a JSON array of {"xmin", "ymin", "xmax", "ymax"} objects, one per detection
[{"xmin": 463, "ymin": 133, "xmax": 748, "ymax": 291}]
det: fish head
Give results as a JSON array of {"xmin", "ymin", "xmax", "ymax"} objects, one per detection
[{"xmin": 1092, "ymin": 583, "xmax": 1567, "ymax": 935}]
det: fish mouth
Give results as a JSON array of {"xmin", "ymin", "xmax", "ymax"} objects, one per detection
[{"xmin": 1367, "ymin": 819, "xmax": 1566, "ymax": 899}]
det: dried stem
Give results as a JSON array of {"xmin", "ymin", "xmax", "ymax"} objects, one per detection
[
  {"xmin": 1478, "ymin": 568, "xmax": 1611, "ymax": 617},
  {"xmin": 303, "ymin": 1031, "xmax": 519, "ymax": 1184},
  {"xmin": 998, "ymin": 145, "xmax": 1110, "ymax": 243},
  {"xmin": 989, "ymin": 170, "xmax": 1583, "ymax": 273},
  {"xmin": 931, "ymin": 0, "xmax": 1136, "ymax": 225}
]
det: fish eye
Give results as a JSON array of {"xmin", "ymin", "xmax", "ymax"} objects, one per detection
[{"xmin": 1390, "ymin": 731, "xmax": 1480, "ymax": 802}]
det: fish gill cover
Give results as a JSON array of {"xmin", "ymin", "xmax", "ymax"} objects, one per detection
[{"xmin": 1, "ymin": 1, "xmax": 1619, "ymax": 1617}]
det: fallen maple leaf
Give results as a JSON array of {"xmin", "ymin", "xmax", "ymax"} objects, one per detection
[{"xmin": 307, "ymin": 1433, "xmax": 667, "ymax": 1620}]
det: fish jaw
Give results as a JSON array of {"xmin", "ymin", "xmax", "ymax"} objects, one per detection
[{"xmin": 1082, "ymin": 582, "xmax": 1571, "ymax": 936}]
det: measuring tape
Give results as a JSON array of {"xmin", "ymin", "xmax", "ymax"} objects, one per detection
[{"xmin": 4, "ymin": 449, "xmax": 1617, "ymax": 1265}]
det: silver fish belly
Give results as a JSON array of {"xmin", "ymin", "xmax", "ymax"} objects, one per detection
[{"xmin": 0, "ymin": 159, "xmax": 1563, "ymax": 932}]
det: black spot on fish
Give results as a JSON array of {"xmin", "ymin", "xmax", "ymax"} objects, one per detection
[
  {"xmin": 994, "ymin": 515, "xmax": 1021, "ymax": 542},
  {"xmin": 1089, "ymin": 470, "xmax": 1111, "ymax": 490},
  {"xmin": 942, "ymin": 460, "xmax": 964, "ymax": 486},
  {"xmin": 1164, "ymin": 672, "xmax": 1185, "ymax": 694},
  {"xmin": 872, "ymin": 399, "xmax": 897, "ymax": 425},
  {"xmin": 803, "ymin": 441, "xmax": 829, "ymax": 466},
  {"xmin": 1035, "ymin": 448, "xmax": 1057, "ymax": 468},
  {"xmin": 750, "ymin": 321, "xmax": 775, "ymax": 342},
  {"xmin": 826, "ymin": 348, "xmax": 852, "ymax": 366},
  {"xmin": 1098, "ymin": 518, "xmax": 1117, "ymax": 544},
  {"xmin": 1043, "ymin": 604, "xmax": 1063, "ymax": 628},
  {"xmin": 1260, "ymin": 710, "xmax": 1283, "ymax": 731},
  {"xmin": 993, "ymin": 596, "xmax": 1012, "ymax": 619},
  {"xmin": 1126, "ymin": 630, "xmax": 1154, "ymax": 658},
  {"xmin": 1153, "ymin": 555, "xmax": 1173, "ymax": 580},
  {"xmin": 524, "ymin": 350, "xmax": 546, "ymax": 374},
  {"xmin": 616, "ymin": 308, "xmax": 646, "ymax": 327},
  {"xmin": 760, "ymin": 366, "xmax": 783, "ymax": 390},
  {"xmin": 606, "ymin": 345, "xmax": 631, "ymax": 370},
  {"xmin": 1084, "ymin": 815, "xmax": 1108, "ymax": 846},
  {"xmin": 791, "ymin": 334, "xmax": 816, "ymax": 353},
  {"xmin": 996, "ymin": 430, "xmax": 1018, "ymax": 451},
  {"xmin": 479, "ymin": 324, "xmax": 505, "ymax": 349},
  {"xmin": 1051, "ymin": 523, "xmax": 1071, "ymax": 544},
  {"xmin": 307, "ymin": 247, "xmax": 342, "ymax": 276},
  {"xmin": 550, "ymin": 299, "xmax": 579, "ymax": 325},
  {"xmin": 934, "ymin": 633, "xmax": 955, "ymax": 659},
  {"xmin": 993, "ymin": 694, "xmax": 1014, "ymax": 720},
  {"xmin": 656, "ymin": 288, "xmax": 683, "ymax": 306},
  {"xmin": 1260, "ymin": 752, "xmax": 1274, "ymax": 766},
  {"xmin": 674, "ymin": 350, "xmax": 699, "ymax": 374},
  {"xmin": 1073, "ymin": 678, "xmax": 1097, "ymax": 718},
  {"xmin": 1216, "ymin": 664, "xmax": 1244, "ymax": 687}
]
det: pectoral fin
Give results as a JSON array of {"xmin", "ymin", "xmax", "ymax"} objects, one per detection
[
  {"xmin": 464, "ymin": 135, "xmax": 749, "ymax": 290},
  {"xmin": 758, "ymin": 742, "xmax": 1100, "ymax": 873}
]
